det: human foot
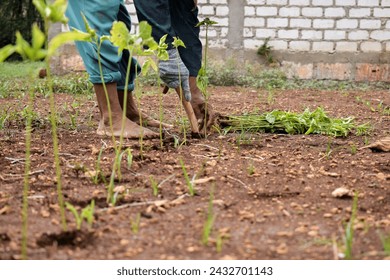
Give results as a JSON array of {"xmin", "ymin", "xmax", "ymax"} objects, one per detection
[
  {"xmin": 117, "ymin": 90, "xmax": 172, "ymax": 129},
  {"xmin": 96, "ymin": 117, "xmax": 159, "ymax": 139},
  {"xmin": 94, "ymin": 83, "xmax": 159, "ymax": 139}
]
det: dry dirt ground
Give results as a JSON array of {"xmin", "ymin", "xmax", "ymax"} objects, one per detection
[{"xmin": 0, "ymin": 85, "xmax": 389, "ymax": 260}]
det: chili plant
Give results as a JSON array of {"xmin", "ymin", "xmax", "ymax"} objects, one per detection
[
  {"xmin": 103, "ymin": 20, "xmax": 168, "ymax": 205},
  {"xmin": 196, "ymin": 18, "xmax": 217, "ymax": 135}
]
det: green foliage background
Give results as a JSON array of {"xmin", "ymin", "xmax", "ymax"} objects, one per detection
[{"xmin": 0, "ymin": 0, "xmax": 43, "ymax": 60}]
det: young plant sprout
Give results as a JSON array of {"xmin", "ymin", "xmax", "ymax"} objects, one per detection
[
  {"xmin": 179, "ymin": 158, "xmax": 195, "ymax": 196},
  {"xmin": 65, "ymin": 200, "xmax": 95, "ymax": 230},
  {"xmin": 101, "ymin": 20, "xmax": 162, "ymax": 205},
  {"xmin": 149, "ymin": 176, "xmax": 159, "ymax": 197},
  {"xmin": 196, "ymin": 18, "xmax": 217, "ymax": 136},
  {"xmin": 202, "ymin": 186, "xmax": 215, "ymax": 246},
  {"xmin": 343, "ymin": 192, "xmax": 358, "ymax": 260},
  {"xmin": 130, "ymin": 213, "xmax": 141, "ymax": 234}
]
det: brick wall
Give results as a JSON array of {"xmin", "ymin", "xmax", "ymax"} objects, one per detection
[
  {"xmin": 52, "ymin": 1, "xmax": 390, "ymax": 81},
  {"xmin": 123, "ymin": 0, "xmax": 390, "ymax": 81}
]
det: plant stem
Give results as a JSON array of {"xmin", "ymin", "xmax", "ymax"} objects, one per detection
[
  {"xmin": 21, "ymin": 72, "xmax": 35, "ymax": 260},
  {"xmin": 44, "ymin": 19, "xmax": 67, "ymax": 231}
]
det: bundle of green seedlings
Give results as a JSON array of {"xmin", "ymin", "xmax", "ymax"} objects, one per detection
[{"xmin": 221, "ymin": 107, "xmax": 368, "ymax": 137}]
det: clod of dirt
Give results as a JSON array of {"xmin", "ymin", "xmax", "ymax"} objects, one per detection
[
  {"xmin": 360, "ymin": 137, "xmax": 390, "ymax": 152},
  {"xmin": 36, "ymin": 230, "xmax": 94, "ymax": 248},
  {"xmin": 0, "ymin": 205, "xmax": 10, "ymax": 215},
  {"xmin": 332, "ymin": 187, "xmax": 353, "ymax": 198},
  {"xmin": 0, "ymin": 233, "xmax": 11, "ymax": 242},
  {"xmin": 38, "ymin": 68, "xmax": 47, "ymax": 78}
]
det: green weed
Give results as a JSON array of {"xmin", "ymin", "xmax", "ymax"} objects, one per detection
[
  {"xmin": 247, "ymin": 161, "xmax": 255, "ymax": 176},
  {"xmin": 149, "ymin": 175, "xmax": 159, "ymax": 197},
  {"xmin": 379, "ymin": 233, "xmax": 390, "ymax": 256},
  {"xmin": 91, "ymin": 147, "xmax": 106, "ymax": 185},
  {"xmin": 350, "ymin": 144, "xmax": 357, "ymax": 155},
  {"xmin": 202, "ymin": 187, "xmax": 215, "ymax": 246},
  {"xmin": 179, "ymin": 158, "xmax": 195, "ymax": 196},
  {"xmin": 257, "ymin": 37, "xmax": 275, "ymax": 64},
  {"xmin": 65, "ymin": 200, "xmax": 95, "ymax": 230},
  {"xmin": 343, "ymin": 192, "xmax": 358, "ymax": 259},
  {"xmin": 130, "ymin": 213, "xmax": 141, "ymax": 234}
]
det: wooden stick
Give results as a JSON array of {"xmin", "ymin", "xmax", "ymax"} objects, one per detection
[{"xmin": 164, "ymin": 86, "xmax": 199, "ymax": 134}]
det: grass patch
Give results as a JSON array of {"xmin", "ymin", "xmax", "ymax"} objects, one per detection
[
  {"xmin": 0, "ymin": 69, "xmax": 93, "ymax": 99},
  {"xmin": 0, "ymin": 61, "xmax": 44, "ymax": 78},
  {"xmin": 1, "ymin": 62, "xmax": 389, "ymax": 99}
]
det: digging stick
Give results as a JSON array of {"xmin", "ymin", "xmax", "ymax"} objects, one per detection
[{"xmin": 163, "ymin": 86, "xmax": 200, "ymax": 134}]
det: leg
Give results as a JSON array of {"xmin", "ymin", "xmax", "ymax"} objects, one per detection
[
  {"xmin": 66, "ymin": 0, "xmax": 158, "ymax": 138},
  {"xmin": 116, "ymin": 3, "xmax": 172, "ymax": 129},
  {"xmin": 95, "ymin": 83, "xmax": 158, "ymax": 139},
  {"xmin": 117, "ymin": 90, "xmax": 173, "ymax": 129},
  {"xmin": 171, "ymin": 0, "xmax": 216, "ymax": 131}
]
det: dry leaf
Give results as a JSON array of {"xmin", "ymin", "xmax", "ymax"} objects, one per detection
[
  {"xmin": 0, "ymin": 205, "xmax": 10, "ymax": 215},
  {"xmin": 319, "ymin": 167, "xmax": 340, "ymax": 177},
  {"xmin": 192, "ymin": 177, "xmax": 216, "ymax": 184}
]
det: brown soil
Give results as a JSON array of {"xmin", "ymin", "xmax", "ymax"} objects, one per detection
[{"xmin": 0, "ymin": 86, "xmax": 389, "ymax": 260}]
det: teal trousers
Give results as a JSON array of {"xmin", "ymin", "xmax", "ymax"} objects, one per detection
[
  {"xmin": 66, "ymin": 0, "xmax": 139, "ymax": 91},
  {"xmin": 133, "ymin": 0, "xmax": 202, "ymax": 77}
]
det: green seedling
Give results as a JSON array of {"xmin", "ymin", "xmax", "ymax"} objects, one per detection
[
  {"xmin": 149, "ymin": 176, "xmax": 159, "ymax": 197},
  {"xmin": 70, "ymin": 162, "xmax": 86, "ymax": 178},
  {"xmin": 325, "ymin": 139, "xmax": 333, "ymax": 160},
  {"xmin": 92, "ymin": 147, "xmax": 106, "ymax": 185},
  {"xmin": 124, "ymin": 148, "xmax": 133, "ymax": 169},
  {"xmin": 202, "ymin": 187, "xmax": 215, "ymax": 246},
  {"xmin": 247, "ymin": 161, "xmax": 255, "ymax": 176},
  {"xmin": 65, "ymin": 199, "xmax": 95, "ymax": 230},
  {"xmin": 130, "ymin": 213, "xmax": 141, "ymax": 234},
  {"xmin": 379, "ymin": 233, "xmax": 390, "ymax": 256},
  {"xmin": 216, "ymin": 233, "xmax": 227, "ymax": 253},
  {"xmin": 69, "ymin": 100, "xmax": 80, "ymax": 130},
  {"xmin": 266, "ymin": 87, "xmax": 275, "ymax": 105},
  {"xmin": 179, "ymin": 158, "xmax": 195, "ymax": 196},
  {"xmin": 343, "ymin": 192, "xmax": 358, "ymax": 260},
  {"xmin": 196, "ymin": 18, "xmax": 217, "ymax": 136},
  {"xmin": 0, "ymin": 109, "xmax": 9, "ymax": 129},
  {"xmin": 355, "ymin": 123, "xmax": 371, "ymax": 136},
  {"xmin": 350, "ymin": 144, "xmax": 357, "ymax": 155},
  {"xmin": 103, "ymin": 20, "xmax": 164, "ymax": 204}
]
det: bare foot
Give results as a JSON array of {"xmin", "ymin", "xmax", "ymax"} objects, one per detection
[
  {"xmin": 118, "ymin": 91, "xmax": 173, "ymax": 129},
  {"xmin": 96, "ymin": 118, "xmax": 159, "ymax": 139}
]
